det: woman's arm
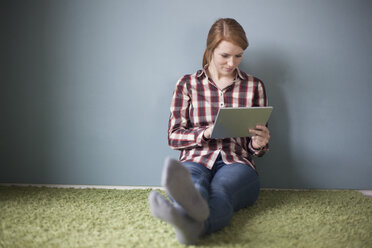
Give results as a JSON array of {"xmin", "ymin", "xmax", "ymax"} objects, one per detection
[
  {"xmin": 247, "ymin": 79, "xmax": 270, "ymax": 156},
  {"xmin": 168, "ymin": 76, "xmax": 208, "ymax": 150}
]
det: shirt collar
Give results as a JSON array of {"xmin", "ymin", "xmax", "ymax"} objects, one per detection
[{"xmin": 197, "ymin": 65, "xmax": 246, "ymax": 80}]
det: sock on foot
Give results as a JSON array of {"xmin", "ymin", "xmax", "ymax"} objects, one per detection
[
  {"xmin": 161, "ymin": 157, "xmax": 209, "ymax": 222},
  {"xmin": 148, "ymin": 190, "xmax": 204, "ymax": 245}
]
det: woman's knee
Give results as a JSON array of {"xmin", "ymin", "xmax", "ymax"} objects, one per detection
[
  {"xmin": 233, "ymin": 178, "xmax": 260, "ymax": 211},
  {"xmin": 212, "ymin": 163, "xmax": 260, "ymax": 210}
]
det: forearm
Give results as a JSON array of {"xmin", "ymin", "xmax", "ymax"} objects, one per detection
[{"xmin": 168, "ymin": 126, "xmax": 207, "ymax": 150}]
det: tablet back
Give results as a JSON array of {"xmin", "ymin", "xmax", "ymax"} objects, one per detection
[{"xmin": 210, "ymin": 106, "xmax": 273, "ymax": 139}]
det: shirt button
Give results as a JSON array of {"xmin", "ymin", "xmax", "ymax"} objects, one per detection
[{"xmin": 220, "ymin": 103, "xmax": 224, "ymax": 107}]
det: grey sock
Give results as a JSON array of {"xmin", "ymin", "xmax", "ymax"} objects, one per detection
[
  {"xmin": 148, "ymin": 191, "xmax": 204, "ymax": 245},
  {"xmin": 161, "ymin": 157, "xmax": 209, "ymax": 222}
]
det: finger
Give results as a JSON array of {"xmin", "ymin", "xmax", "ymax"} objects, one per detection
[
  {"xmin": 249, "ymin": 131, "xmax": 263, "ymax": 138},
  {"xmin": 249, "ymin": 129, "xmax": 257, "ymax": 135},
  {"xmin": 249, "ymin": 129, "xmax": 265, "ymax": 137},
  {"xmin": 255, "ymin": 125, "xmax": 266, "ymax": 129},
  {"xmin": 256, "ymin": 125, "xmax": 270, "ymax": 134}
]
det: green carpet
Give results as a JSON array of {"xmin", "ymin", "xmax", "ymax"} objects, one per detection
[{"xmin": 1, "ymin": 186, "xmax": 372, "ymax": 248}]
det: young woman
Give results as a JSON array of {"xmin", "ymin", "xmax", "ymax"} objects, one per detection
[{"xmin": 149, "ymin": 18, "xmax": 270, "ymax": 245}]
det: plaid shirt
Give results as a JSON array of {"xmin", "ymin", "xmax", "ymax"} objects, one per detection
[{"xmin": 168, "ymin": 68, "xmax": 269, "ymax": 170}]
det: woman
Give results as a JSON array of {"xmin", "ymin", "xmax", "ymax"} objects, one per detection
[{"xmin": 149, "ymin": 18, "xmax": 270, "ymax": 245}]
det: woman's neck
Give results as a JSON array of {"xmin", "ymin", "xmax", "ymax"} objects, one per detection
[{"xmin": 207, "ymin": 65, "xmax": 236, "ymax": 90}]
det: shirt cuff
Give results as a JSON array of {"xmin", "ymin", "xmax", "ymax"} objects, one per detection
[{"xmin": 248, "ymin": 139, "xmax": 269, "ymax": 157}]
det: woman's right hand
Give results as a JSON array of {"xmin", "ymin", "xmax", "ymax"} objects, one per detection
[{"xmin": 203, "ymin": 126, "xmax": 214, "ymax": 139}]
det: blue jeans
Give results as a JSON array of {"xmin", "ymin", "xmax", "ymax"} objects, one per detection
[{"xmin": 182, "ymin": 154, "xmax": 260, "ymax": 234}]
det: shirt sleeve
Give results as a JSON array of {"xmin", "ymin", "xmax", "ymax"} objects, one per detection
[
  {"xmin": 168, "ymin": 76, "xmax": 207, "ymax": 150},
  {"xmin": 248, "ymin": 139, "xmax": 269, "ymax": 157}
]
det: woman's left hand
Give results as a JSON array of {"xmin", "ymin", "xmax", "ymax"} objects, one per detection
[{"xmin": 249, "ymin": 125, "xmax": 270, "ymax": 149}]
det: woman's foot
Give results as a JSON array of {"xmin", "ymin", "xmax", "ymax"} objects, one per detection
[
  {"xmin": 161, "ymin": 157, "xmax": 209, "ymax": 222},
  {"xmin": 148, "ymin": 191, "xmax": 204, "ymax": 245}
]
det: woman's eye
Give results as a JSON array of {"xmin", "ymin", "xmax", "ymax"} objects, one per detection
[
  {"xmin": 236, "ymin": 55, "xmax": 242, "ymax": 58},
  {"xmin": 221, "ymin": 54, "xmax": 229, "ymax": 58}
]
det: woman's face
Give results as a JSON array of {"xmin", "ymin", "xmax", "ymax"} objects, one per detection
[{"xmin": 210, "ymin": 40, "xmax": 244, "ymax": 78}]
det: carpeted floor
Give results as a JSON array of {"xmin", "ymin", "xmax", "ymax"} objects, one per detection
[{"xmin": 0, "ymin": 186, "xmax": 372, "ymax": 248}]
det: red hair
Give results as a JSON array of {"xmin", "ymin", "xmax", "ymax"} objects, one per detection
[{"xmin": 202, "ymin": 18, "xmax": 248, "ymax": 67}]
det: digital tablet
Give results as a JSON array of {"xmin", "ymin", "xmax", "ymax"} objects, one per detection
[{"xmin": 210, "ymin": 106, "xmax": 273, "ymax": 139}]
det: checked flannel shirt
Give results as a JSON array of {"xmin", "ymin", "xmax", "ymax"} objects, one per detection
[{"xmin": 168, "ymin": 67, "xmax": 269, "ymax": 170}]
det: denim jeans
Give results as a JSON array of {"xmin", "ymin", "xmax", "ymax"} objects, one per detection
[{"xmin": 181, "ymin": 154, "xmax": 260, "ymax": 234}]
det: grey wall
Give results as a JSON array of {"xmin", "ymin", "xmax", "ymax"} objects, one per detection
[{"xmin": 1, "ymin": 0, "xmax": 371, "ymax": 189}]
